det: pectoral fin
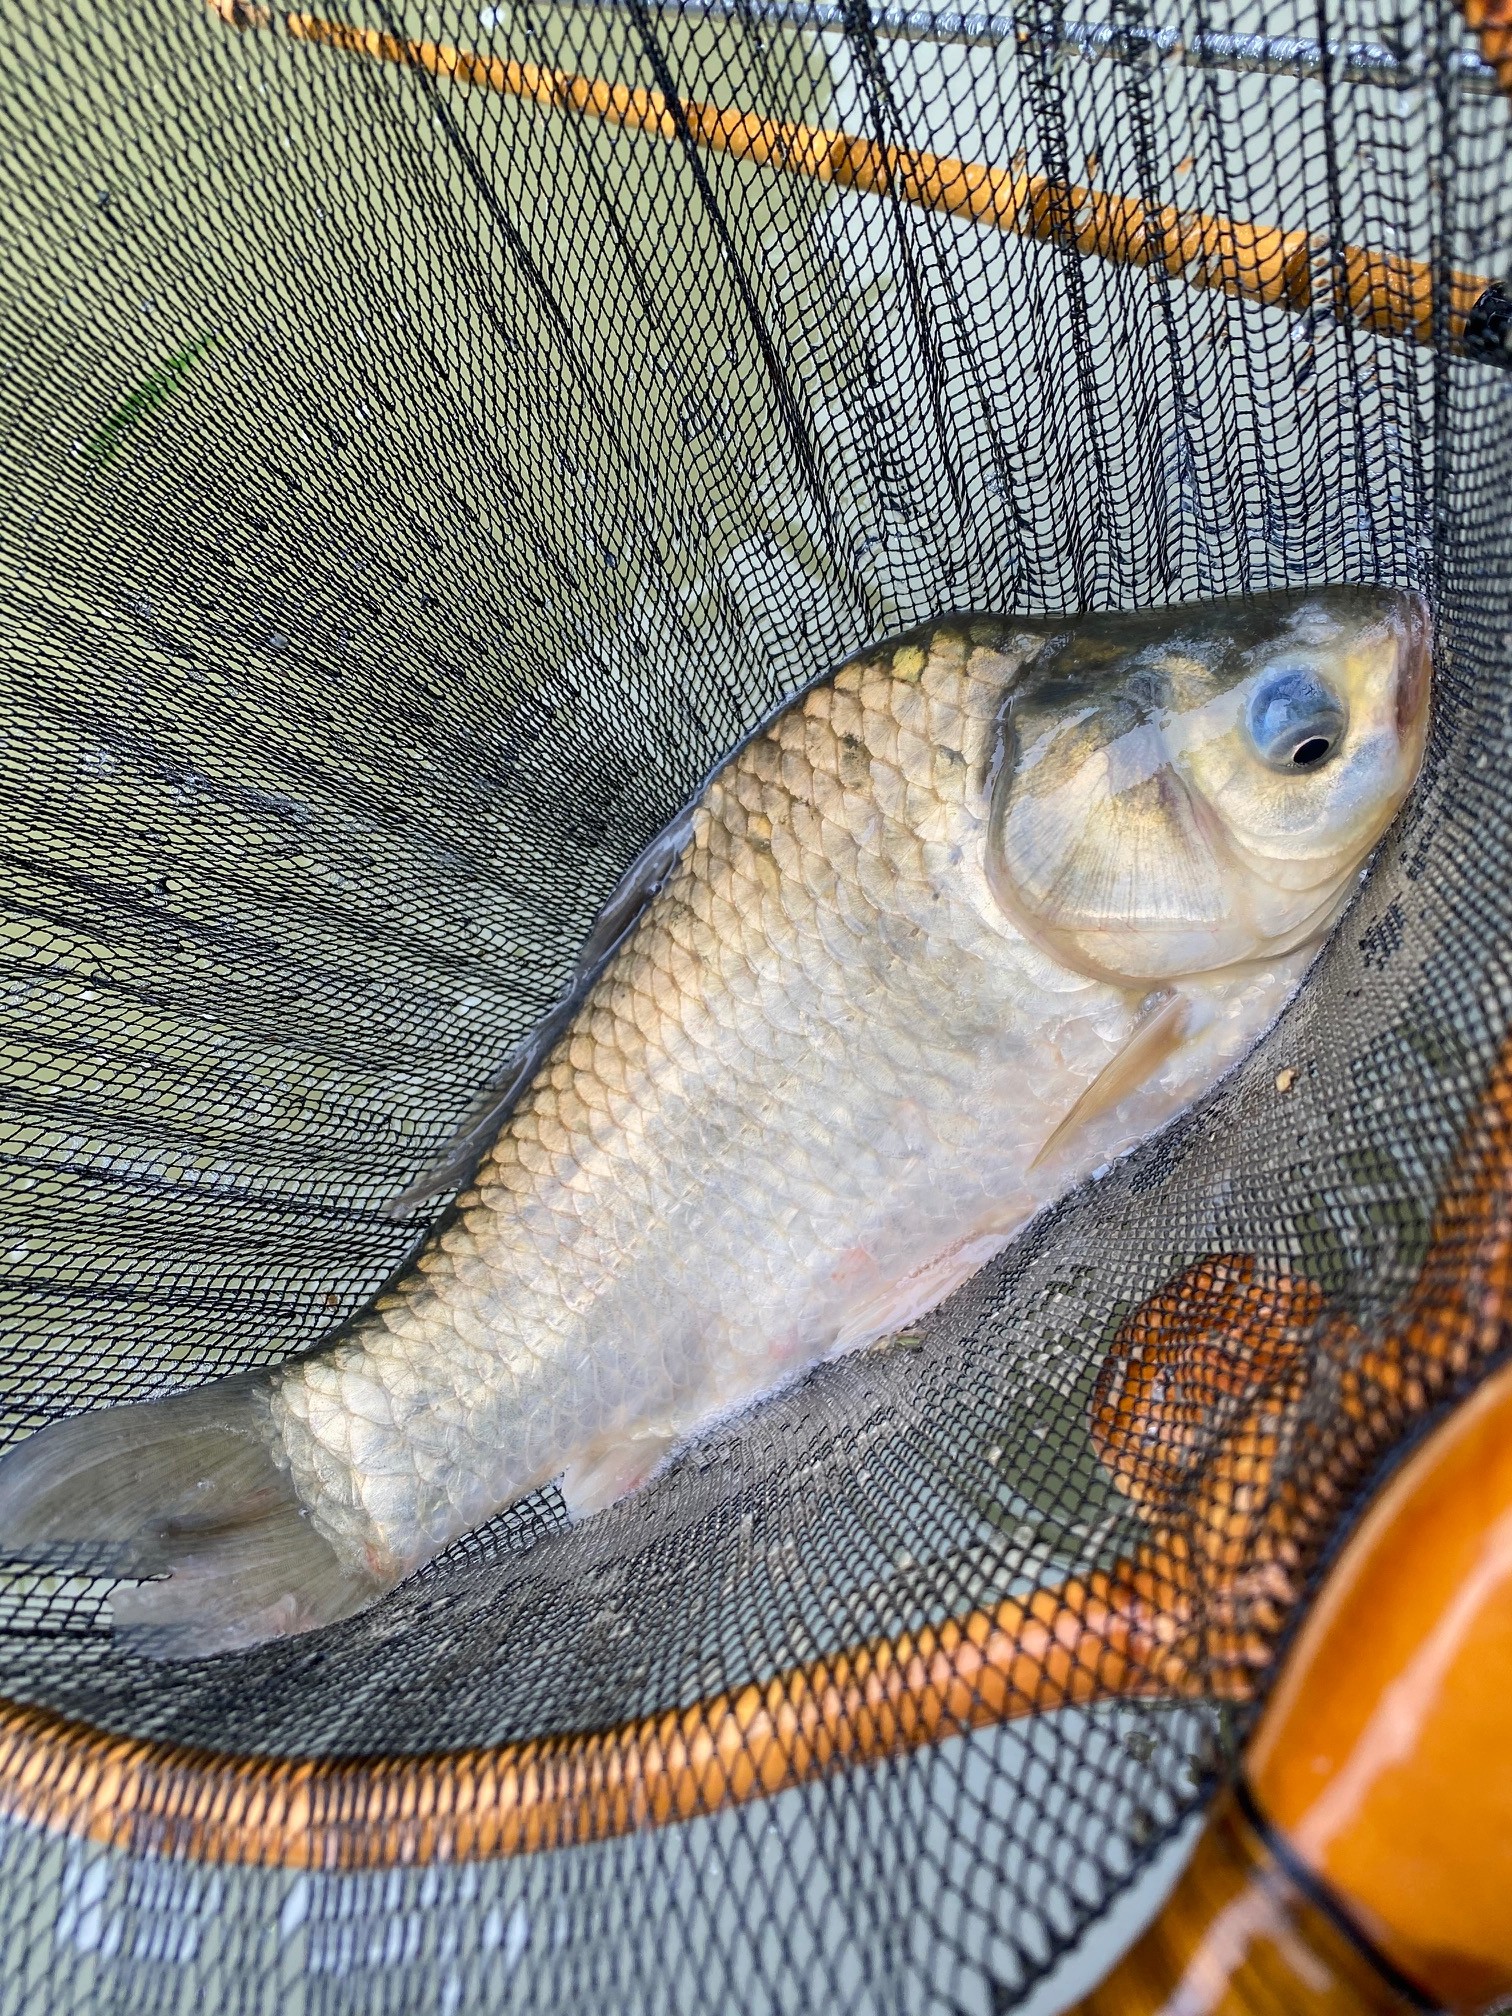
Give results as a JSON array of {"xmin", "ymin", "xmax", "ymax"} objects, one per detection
[
  {"xmin": 1031, "ymin": 992, "xmax": 1193, "ymax": 1171},
  {"xmin": 560, "ymin": 1430, "xmax": 678, "ymax": 1520}
]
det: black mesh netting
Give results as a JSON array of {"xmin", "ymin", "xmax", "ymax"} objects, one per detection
[{"xmin": 0, "ymin": 0, "xmax": 1508, "ymax": 2007}]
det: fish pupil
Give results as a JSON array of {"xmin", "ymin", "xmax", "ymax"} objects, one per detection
[{"xmin": 1291, "ymin": 735, "xmax": 1333, "ymax": 767}]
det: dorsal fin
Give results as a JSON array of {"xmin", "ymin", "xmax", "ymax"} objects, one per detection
[{"xmin": 382, "ymin": 808, "xmax": 696, "ymax": 1218}]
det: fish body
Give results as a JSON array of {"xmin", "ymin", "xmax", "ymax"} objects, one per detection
[{"xmin": 0, "ymin": 589, "xmax": 1430, "ymax": 1656}]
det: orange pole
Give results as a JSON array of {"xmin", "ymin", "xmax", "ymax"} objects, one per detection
[
  {"xmin": 1246, "ymin": 1355, "xmax": 1512, "ymax": 2008},
  {"xmin": 1065, "ymin": 1786, "xmax": 1430, "ymax": 2013},
  {"xmin": 210, "ymin": 7, "xmax": 1502, "ymax": 359},
  {"xmin": 1070, "ymin": 1360, "xmax": 1512, "ymax": 2014}
]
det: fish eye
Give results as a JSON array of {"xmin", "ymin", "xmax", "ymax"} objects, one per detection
[{"xmin": 1245, "ymin": 666, "xmax": 1348, "ymax": 773}]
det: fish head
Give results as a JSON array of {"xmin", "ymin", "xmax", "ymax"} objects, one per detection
[{"xmin": 986, "ymin": 587, "xmax": 1431, "ymax": 984}]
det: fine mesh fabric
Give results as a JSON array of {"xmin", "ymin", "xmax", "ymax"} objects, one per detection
[{"xmin": 0, "ymin": 0, "xmax": 1509, "ymax": 2007}]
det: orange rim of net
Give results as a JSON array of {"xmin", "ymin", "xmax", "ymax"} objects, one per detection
[{"xmin": 2, "ymin": 1005, "xmax": 1509, "ymax": 1870}]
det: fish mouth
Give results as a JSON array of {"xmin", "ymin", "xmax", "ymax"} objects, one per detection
[{"xmin": 1392, "ymin": 592, "xmax": 1433, "ymax": 741}]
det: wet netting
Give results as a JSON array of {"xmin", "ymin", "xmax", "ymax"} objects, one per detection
[{"xmin": 0, "ymin": 0, "xmax": 1508, "ymax": 2007}]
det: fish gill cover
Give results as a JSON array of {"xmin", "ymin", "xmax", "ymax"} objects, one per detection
[{"xmin": 0, "ymin": 0, "xmax": 1506, "ymax": 2011}]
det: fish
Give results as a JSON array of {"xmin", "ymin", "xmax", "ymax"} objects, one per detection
[{"xmin": 0, "ymin": 587, "xmax": 1430, "ymax": 1659}]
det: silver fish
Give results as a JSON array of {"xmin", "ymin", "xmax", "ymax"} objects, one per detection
[{"xmin": 0, "ymin": 588, "xmax": 1430, "ymax": 1657}]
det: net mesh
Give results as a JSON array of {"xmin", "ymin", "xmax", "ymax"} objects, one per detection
[{"xmin": 0, "ymin": 0, "xmax": 1508, "ymax": 2006}]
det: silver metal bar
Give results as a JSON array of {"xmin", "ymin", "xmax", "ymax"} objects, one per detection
[{"xmin": 519, "ymin": 0, "xmax": 1500, "ymax": 94}]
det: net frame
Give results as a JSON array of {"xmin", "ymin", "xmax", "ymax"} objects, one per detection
[{"xmin": 0, "ymin": 0, "xmax": 1507, "ymax": 2003}]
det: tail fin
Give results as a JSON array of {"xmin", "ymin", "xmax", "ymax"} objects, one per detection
[{"xmin": 0, "ymin": 1377, "xmax": 386, "ymax": 1660}]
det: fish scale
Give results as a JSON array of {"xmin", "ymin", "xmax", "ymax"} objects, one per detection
[{"xmin": 0, "ymin": 590, "xmax": 1429, "ymax": 1656}]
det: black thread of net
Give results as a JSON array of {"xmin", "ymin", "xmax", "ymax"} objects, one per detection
[{"xmin": 0, "ymin": 0, "xmax": 1507, "ymax": 2007}]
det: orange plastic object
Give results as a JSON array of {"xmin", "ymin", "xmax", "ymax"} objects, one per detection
[
  {"xmin": 1064, "ymin": 1789, "xmax": 1424, "ymax": 2015},
  {"xmin": 1090, "ymin": 1259, "xmax": 1325, "ymax": 1514},
  {"xmin": 1248, "ymin": 1352, "xmax": 1512, "ymax": 2010},
  {"xmin": 1070, "ymin": 1359, "xmax": 1512, "ymax": 2013},
  {"xmin": 1060, "ymin": 1010, "xmax": 1512, "ymax": 2009}
]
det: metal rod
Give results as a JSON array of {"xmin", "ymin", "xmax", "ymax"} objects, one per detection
[{"xmin": 481, "ymin": 0, "xmax": 1502, "ymax": 96}]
